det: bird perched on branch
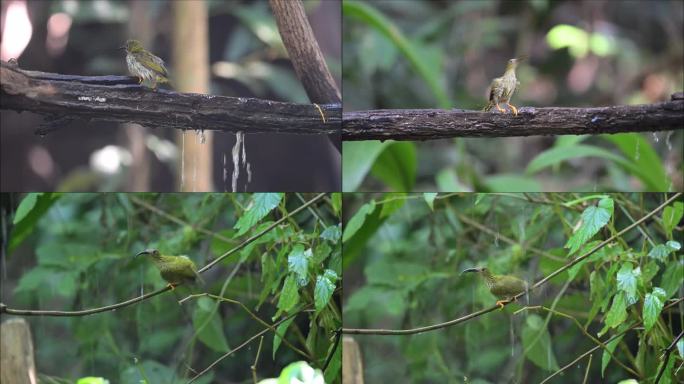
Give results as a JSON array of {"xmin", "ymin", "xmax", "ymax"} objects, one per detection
[
  {"xmin": 483, "ymin": 56, "xmax": 525, "ymax": 116},
  {"xmin": 136, "ymin": 248, "xmax": 203, "ymax": 289},
  {"xmin": 120, "ymin": 39, "xmax": 170, "ymax": 90},
  {"xmin": 462, "ymin": 266, "xmax": 528, "ymax": 309}
]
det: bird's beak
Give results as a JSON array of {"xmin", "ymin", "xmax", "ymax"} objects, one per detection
[
  {"xmin": 461, "ymin": 267, "xmax": 481, "ymax": 275},
  {"xmin": 136, "ymin": 249, "xmax": 151, "ymax": 257},
  {"xmin": 515, "ymin": 55, "xmax": 527, "ymax": 62}
]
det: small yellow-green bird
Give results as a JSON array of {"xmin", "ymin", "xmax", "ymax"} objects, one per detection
[
  {"xmin": 462, "ymin": 266, "xmax": 528, "ymax": 309},
  {"xmin": 483, "ymin": 56, "xmax": 525, "ymax": 116},
  {"xmin": 136, "ymin": 248, "xmax": 203, "ymax": 289},
  {"xmin": 121, "ymin": 39, "xmax": 170, "ymax": 89}
]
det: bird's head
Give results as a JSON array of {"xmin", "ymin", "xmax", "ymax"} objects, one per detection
[
  {"xmin": 506, "ymin": 56, "xmax": 526, "ymax": 70},
  {"xmin": 121, "ymin": 39, "xmax": 145, "ymax": 53},
  {"xmin": 136, "ymin": 248, "xmax": 160, "ymax": 258}
]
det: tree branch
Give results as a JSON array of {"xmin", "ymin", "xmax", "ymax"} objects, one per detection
[
  {"xmin": 0, "ymin": 193, "xmax": 327, "ymax": 317},
  {"xmin": 341, "ymin": 193, "xmax": 681, "ymax": 335},
  {"xmin": 0, "ymin": 61, "xmax": 340, "ymax": 136},
  {"xmin": 269, "ymin": 0, "xmax": 342, "ymax": 152},
  {"xmin": 342, "ymin": 92, "xmax": 684, "ymax": 141}
]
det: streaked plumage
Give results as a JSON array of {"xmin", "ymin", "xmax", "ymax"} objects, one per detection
[
  {"xmin": 483, "ymin": 57, "xmax": 523, "ymax": 116},
  {"xmin": 122, "ymin": 39, "xmax": 169, "ymax": 89}
]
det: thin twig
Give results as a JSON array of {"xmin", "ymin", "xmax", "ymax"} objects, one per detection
[
  {"xmin": 654, "ymin": 330, "xmax": 684, "ymax": 384},
  {"xmin": 251, "ymin": 336, "xmax": 264, "ymax": 384},
  {"xmin": 582, "ymin": 354, "xmax": 593, "ymax": 384}
]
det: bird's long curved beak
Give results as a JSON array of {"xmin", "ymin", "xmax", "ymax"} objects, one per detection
[
  {"xmin": 461, "ymin": 267, "xmax": 481, "ymax": 275},
  {"xmin": 515, "ymin": 55, "xmax": 528, "ymax": 62},
  {"xmin": 136, "ymin": 249, "xmax": 151, "ymax": 257}
]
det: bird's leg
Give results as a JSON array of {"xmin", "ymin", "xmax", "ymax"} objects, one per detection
[
  {"xmin": 167, "ymin": 283, "xmax": 177, "ymax": 291},
  {"xmin": 313, "ymin": 103, "xmax": 326, "ymax": 123},
  {"xmin": 506, "ymin": 103, "xmax": 518, "ymax": 116},
  {"xmin": 495, "ymin": 299, "xmax": 512, "ymax": 309},
  {"xmin": 495, "ymin": 103, "xmax": 506, "ymax": 113}
]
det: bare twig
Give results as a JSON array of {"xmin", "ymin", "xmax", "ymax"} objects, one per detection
[
  {"xmin": 654, "ymin": 330, "xmax": 684, "ymax": 384},
  {"xmin": 251, "ymin": 336, "xmax": 264, "ymax": 384},
  {"xmin": 342, "ymin": 92, "xmax": 684, "ymax": 141},
  {"xmin": 341, "ymin": 193, "xmax": 681, "ymax": 335},
  {"xmin": 0, "ymin": 61, "xmax": 340, "ymax": 135}
]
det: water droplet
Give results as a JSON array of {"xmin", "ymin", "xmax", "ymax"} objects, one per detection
[
  {"xmin": 652, "ymin": 132, "xmax": 659, "ymax": 142},
  {"xmin": 665, "ymin": 131, "xmax": 673, "ymax": 151}
]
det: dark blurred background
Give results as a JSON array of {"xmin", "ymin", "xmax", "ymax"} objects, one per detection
[
  {"xmin": 1, "ymin": 0, "xmax": 341, "ymax": 192},
  {"xmin": 342, "ymin": 0, "xmax": 683, "ymax": 192}
]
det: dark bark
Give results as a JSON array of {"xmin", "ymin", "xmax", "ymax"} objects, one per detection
[
  {"xmin": 269, "ymin": 0, "xmax": 341, "ymax": 152},
  {"xmin": 0, "ymin": 61, "xmax": 340, "ymax": 136},
  {"xmin": 342, "ymin": 92, "xmax": 684, "ymax": 141}
]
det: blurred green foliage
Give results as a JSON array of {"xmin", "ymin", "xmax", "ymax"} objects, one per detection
[
  {"xmin": 3, "ymin": 193, "xmax": 341, "ymax": 383},
  {"xmin": 342, "ymin": 192, "xmax": 683, "ymax": 383},
  {"xmin": 342, "ymin": 0, "xmax": 683, "ymax": 192}
]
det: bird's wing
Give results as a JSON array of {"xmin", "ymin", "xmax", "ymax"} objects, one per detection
[
  {"xmin": 488, "ymin": 77, "xmax": 503, "ymax": 102},
  {"xmin": 175, "ymin": 257, "xmax": 200, "ymax": 279},
  {"xmin": 136, "ymin": 51, "xmax": 168, "ymax": 77}
]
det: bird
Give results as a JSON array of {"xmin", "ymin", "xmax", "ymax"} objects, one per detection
[
  {"xmin": 120, "ymin": 39, "xmax": 170, "ymax": 89},
  {"xmin": 136, "ymin": 248, "xmax": 203, "ymax": 289},
  {"xmin": 462, "ymin": 266, "xmax": 528, "ymax": 309},
  {"xmin": 483, "ymin": 56, "xmax": 525, "ymax": 116}
]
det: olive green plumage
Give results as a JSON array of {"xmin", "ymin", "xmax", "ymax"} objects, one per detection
[
  {"xmin": 136, "ymin": 248, "xmax": 202, "ymax": 287},
  {"xmin": 462, "ymin": 267, "xmax": 528, "ymax": 308},
  {"xmin": 121, "ymin": 39, "xmax": 170, "ymax": 89},
  {"xmin": 483, "ymin": 57, "xmax": 524, "ymax": 116}
]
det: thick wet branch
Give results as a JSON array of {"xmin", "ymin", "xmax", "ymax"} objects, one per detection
[
  {"xmin": 0, "ymin": 61, "xmax": 340, "ymax": 135},
  {"xmin": 342, "ymin": 92, "xmax": 684, "ymax": 141}
]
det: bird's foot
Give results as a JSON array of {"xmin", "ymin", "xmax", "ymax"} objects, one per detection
[
  {"xmin": 495, "ymin": 299, "xmax": 511, "ymax": 309},
  {"xmin": 167, "ymin": 283, "xmax": 177, "ymax": 291},
  {"xmin": 495, "ymin": 103, "xmax": 506, "ymax": 113},
  {"xmin": 506, "ymin": 103, "xmax": 518, "ymax": 116}
]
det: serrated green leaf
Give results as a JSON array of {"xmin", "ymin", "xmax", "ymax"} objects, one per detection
[
  {"xmin": 565, "ymin": 198, "xmax": 613, "ymax": 255},
  {"xmin": 616, "ymin": 263, "xmax": 638, "ymax": 305},
  {"xmin": 320, "ymin": 224, "xmax": 341, "ymax": 243},
  {"xmin": 662, "ymin": 202, "xmax": 683, "ymax": 237},
  {"xmin": 314, "ymin": 271, "xmax": 337, "ymax": 311},
  {"xmin": 287, "ymin": 245, "xmax": 311, "ymax": 286},
  {"xmin": 277, "ymin": 275, "xmax": 300, "ymax": 312},
  {"xmin": 604, "ymin": 292, "xmax": 627, "ymax": 329},
  {"xmin": 234, "ymin": 193, "xmax": 283, "ymax": 236},
  {"xmin": 643, "ymin": 287, "xmax": 666, "ymax": 333},
  {"xmin": 648, "ymin": 243, "xmax": 677, "ymax": 261}
]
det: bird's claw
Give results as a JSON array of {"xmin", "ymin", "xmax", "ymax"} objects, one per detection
[
  {"xmin": 507, "ymin": 103, "xmax": 518, "ymax": 116},
  {"xmin": 495, "ymin": 300, "xmax": 510, "ymax": 309}
]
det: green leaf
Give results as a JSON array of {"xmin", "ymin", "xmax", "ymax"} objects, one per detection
[
  {"xmin": 314, "ymin": 270, "xmax": 338, "ymax": 311},
  {"xmin": 370, "ymin": 142, "xmax": 417, "ymax": 191},
  {"xmin": 342, "ymin": 201, "xmax": 376, "ymax": 242},
  {"xmin": 662, "ymin": 202, "xmax": 683, "ymax": 237},
  {"xmin": 661, "ymin": 265, "xmax": 684, "ymax": 298},
  {"xmin": 604, "ymin": 292, "xmax": 627, "ymax": 329},
  {"xmin": 601, "ymin": 334, "xmax": 624, "ymax": 377},
  {"xmin": 9, "ymin": 193, "xmax": 60, "ymax": 253},
  {"xmin": 342, "ymin": 141, "xmax": 391, "ymax": 192},
  {"xmin": 602, "ymin": 133, "xmax": 670, "ymax": 191},
  {"xmin": 272, "ymin": 316, "xmax": 295, "ymax": 358},
  {"xmin": 234, "ymin": 193, "xmax": 283, "ymax": 236},
  {"xmin": 527, "ymin": 144, "xmax": 628, "ymax": 174},
  {"xmin": 521, "ymin": 315, "xmax": 560, "ymax": 371},
  {"xmin": 616, "ymin": 263, "xmax": 638, "ymax": 305},
  {"xmin": 648, "ymin": 242, "xmax": 679, "ymax": 261},
  {"xmin": 643, "ymin": 287, "xmax": 666, "ymax": 333},
  {"xmin": 287, "ymin": 245, "xmax": 311, "ymax": 286},
  {"xmin": 277, "ymin": 275, "xmax": 300, "ymax": 312},
  {"xmin": 565, "ymin": 198, "xmax": 613, "ymax": 255},
  {"xmin": 331, "ymin": 193, "xmax": 342, "ymax": 216},
  {"xmin": 320, "ymin": 224, "xmax": 342, "ymax": 243},
  {"xmin": 435, "ymin": 168, "xmax": 469, "ymax": 192},
  {"xmin": 192, "ymin": 297, "xmax": 230, "ymax": 353},
  {"xmin": 423, "ymin": 193, "xmax": 437, "ymax": 211}
]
